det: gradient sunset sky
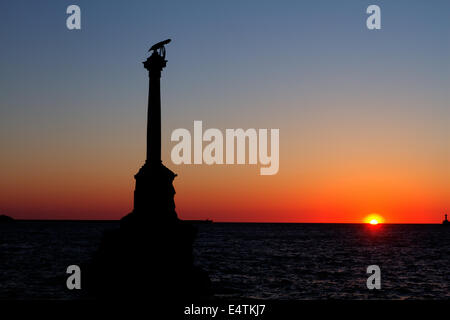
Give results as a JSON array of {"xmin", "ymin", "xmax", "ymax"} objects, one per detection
[{"xmin": 0, "ymin": 0, "xmax": 449, "ymax": 222}]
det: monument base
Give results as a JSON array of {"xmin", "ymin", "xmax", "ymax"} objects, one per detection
[{"xmin": 85, "ymin": 162, "xmax": 211, "ymax": 300}]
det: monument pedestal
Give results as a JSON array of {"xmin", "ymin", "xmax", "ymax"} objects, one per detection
[
  {"xmin": 122, "ymin": 161, "xmax": 178, "ymax": 225},
  {"xmin": 86, "ymin": 162, "xmax": 211, "ymax": 299}
]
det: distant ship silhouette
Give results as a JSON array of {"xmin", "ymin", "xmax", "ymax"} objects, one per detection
[
  {"xmin": 185, "ymin": 219, "xmax": 213, "ymax": 224},
  {"xmin": 443, "ymin": 214, "xmax": 449, "ymax": 225}
]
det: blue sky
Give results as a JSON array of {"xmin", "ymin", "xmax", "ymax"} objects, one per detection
[{"xmin": 0, "ymin": 1, "xmax": 449, "ymax": 221}]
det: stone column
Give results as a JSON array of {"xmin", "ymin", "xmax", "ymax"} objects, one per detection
[{"xmin": 143, "ymin": 51, "xmax": 166, "ymax": 164}]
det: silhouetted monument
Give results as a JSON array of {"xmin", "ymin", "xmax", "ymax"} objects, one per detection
[
  {"xmin": 124, "ymin": 39, "xmax": 178, "ymax": 223},
  {"xmin": 86, "ymin": 39, "xmax": 211, "ymax": 300},
  {"xmin": 443, "ymin": 214, "xmax": 449, "ymax": 225}
]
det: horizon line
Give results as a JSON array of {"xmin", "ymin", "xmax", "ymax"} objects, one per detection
[{"xmin": 4, "ymin": 218, "xmax": 443, "ymax": 225}]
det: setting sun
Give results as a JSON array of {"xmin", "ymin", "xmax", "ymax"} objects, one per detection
[{"xmin": 364, "ymin": 214, "xmax": 385, "ymax": 224}]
